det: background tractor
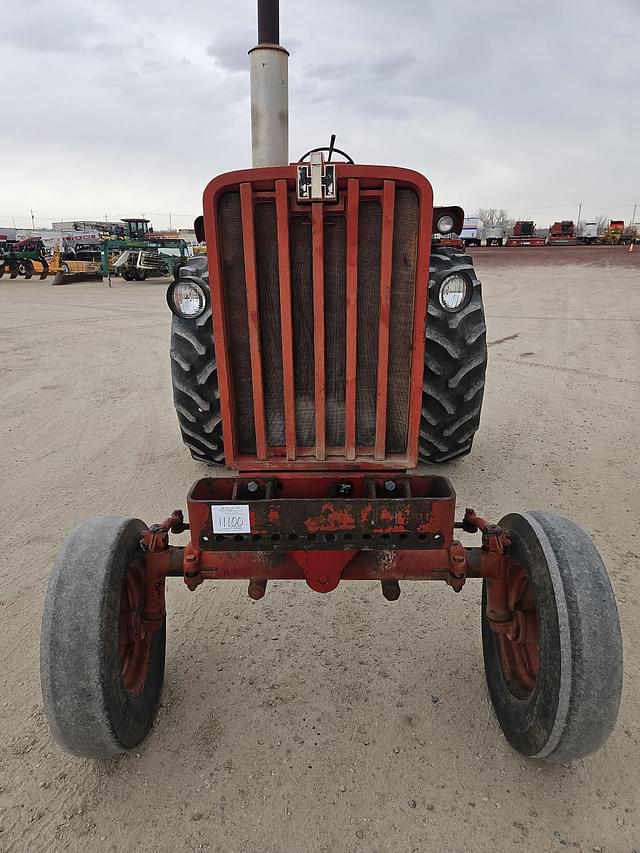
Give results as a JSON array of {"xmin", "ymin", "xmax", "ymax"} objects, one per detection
[
  {"xmin": 0, "ymin": 236, "xmax": 49, "ymax": 279},
  {"xmin": 48, "ymin": 218, "xmax": 191, "ymax": 284},
  {"xmin": 109, "ymin": 218, "xmax": 189, "ymax": 281},
  {"xmin": 506, "ymin": 220, "xmax": 546, "ymax": 247},
  {"xmin": 40, "ymin": 0, "xmax": 622, "ymax": 764},
  {"xmin": 547, "ymin": 220, "xmax": 577, "ymax": 246},
  {"xmin": 600, "ymin": 219, "xmax": 637, "ymax": 245}
]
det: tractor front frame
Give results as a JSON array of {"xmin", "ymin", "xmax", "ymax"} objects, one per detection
[{"xmin": 139, "ymin": 472, "xmax": 518, "ymax": 639}]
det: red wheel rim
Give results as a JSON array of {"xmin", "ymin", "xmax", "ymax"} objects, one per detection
[
  {"xmin": 496, "ymin": 561, "xmax": 540, "ymax": 699},
  {"xmin": 119, "ymin": 559, "xmax": 152, "ymax": 697}
]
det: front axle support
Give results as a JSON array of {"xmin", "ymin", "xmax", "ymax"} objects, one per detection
[
  {"xmin": 139, "ymin": 474, "xmax": 516, "ymax": 636},
  {"xmin": 41, "ymin": 477, "xmax": 623, "ymax": 762}
]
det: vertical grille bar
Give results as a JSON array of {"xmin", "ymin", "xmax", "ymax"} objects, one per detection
[
  {"xmin": 406, "ymin": 190, "xmax": 431, "ymax": 463},
  {"xmin": 344, "ymin": 178, "xmax": 359, "ymax": 460},
  {"xmin": 275, "ymin": 180, "xmax": 297, "ymax": 460},
  {"xmin": 239, "ymin": 182, "xmax": 268, "ymax": 459},
  {"xmin": 312, "ymin": 202, "xmax": 326, "ymax": 460},
  {"xmin": 374, "ymin": 180, "xmax": 396, "ymax": 460}
]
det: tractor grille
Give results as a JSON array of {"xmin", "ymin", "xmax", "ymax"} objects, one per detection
[{"xmin": 206, "ymin": 166, "xmax": 432, "ymax": 469}]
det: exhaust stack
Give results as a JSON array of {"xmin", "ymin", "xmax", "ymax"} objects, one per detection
[{"xmin": 249, "ymin": 0, "xmax": 289, "ymax": 167}]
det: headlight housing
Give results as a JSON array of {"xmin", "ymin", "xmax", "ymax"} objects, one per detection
[
  {"xmin": 166, "ymin": 278, "xmax": 207, "ymax": 319},
  {"xmin": 436, "ymin": 214, "xmax": 455, "ymax": 235},
  {"xmin": 438, "ymin": 273, "xmax": 471, "ymax": 312}
]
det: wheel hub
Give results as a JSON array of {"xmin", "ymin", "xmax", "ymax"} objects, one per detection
[
  {"xmin": 119, "ymin": 559, "xmax": 152, "ymax": 697},
  {"xmin": 496, "ymin": 561, "xmax": 540, "ymax": 699}
]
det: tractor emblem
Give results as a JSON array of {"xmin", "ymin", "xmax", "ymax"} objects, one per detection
[{"xmin": 296, "ymin": 151, "xmax": 337, "ymax": 202}]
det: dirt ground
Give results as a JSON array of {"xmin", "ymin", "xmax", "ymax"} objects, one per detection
[{"xmin": 0, "ymin": 245, "xmax": 639, "ymax": 852}]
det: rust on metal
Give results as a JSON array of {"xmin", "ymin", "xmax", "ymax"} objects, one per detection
[
  {"xmin": 138, "ymin": 473, "xmax": 536, "ymax": 650},
  {"xmin": 186, "ymin": 473, "xmax": 454, "ymax": 553},
  {"xmin": 248, "ymin": 578, "xmax": 268, "ymax": 599}
]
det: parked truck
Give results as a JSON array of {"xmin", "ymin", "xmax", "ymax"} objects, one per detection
[
  {"xmin": 460, "ymin": 216, "xmax": 485, "ymax": 247},
  {"xmin": 485, "ymin": 225, "xmax": 508, "ymax": 246},
  {"xmin": 577, "ymin": 222, "xmax": 598, "ymax": 245}
]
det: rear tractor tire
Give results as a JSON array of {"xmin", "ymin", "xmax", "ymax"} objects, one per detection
[
  {"xmin": 40, "ymin": 516, "xmax": 166, "ymax": 758},
  {"xmin": 169, "ymin": 255, "xmax": 225, "ymax": 464},
  {"xmin": 482, "ymin": 512, "xmax": 623, "ymax": 762},
  {"xmin": 419, "ymin": 248, "xmax": 487, "ymax": 463}
]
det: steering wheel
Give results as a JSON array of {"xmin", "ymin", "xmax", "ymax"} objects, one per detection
[{"xmin": 298, "ymin": 135, "xmax": 354, "ymax": 164}]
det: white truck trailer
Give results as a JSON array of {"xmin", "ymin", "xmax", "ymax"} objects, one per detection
[{"xmin": 461, "ymin": 216, "xmax": 485, "ymax": 247}]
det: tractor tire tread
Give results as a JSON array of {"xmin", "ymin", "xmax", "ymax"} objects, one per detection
[
  {"xmin": 170, "ymin": 256, "xmax": 225, "ymax": 464},
  {"xmin": 419, "ymin": 251, "xmax": 487, "ymax": 463}
]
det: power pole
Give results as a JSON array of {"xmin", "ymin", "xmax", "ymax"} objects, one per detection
[
  {"xmin": 30, "ymin": 209, "xmax": 35, "ymax": 229},
  {"xmin": 168, "ymin": 212, "xmax": 172, "ymax": 230},
  {"xmin": 633, "ymin": 203, "xmax": 637, "ymax": 224},
  {"xmin": 576, "ymin": 202, "xmax": 582, "ymax": 228}
]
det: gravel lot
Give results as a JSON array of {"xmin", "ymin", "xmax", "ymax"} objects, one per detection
[{"xmin": 0, "ymin": 245, "xmax": 638, "ymax": 852}]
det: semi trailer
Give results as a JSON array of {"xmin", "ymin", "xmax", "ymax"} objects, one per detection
[{"xmin": 460, "ymin": 216, "xmax": 485, "ymax": 247}]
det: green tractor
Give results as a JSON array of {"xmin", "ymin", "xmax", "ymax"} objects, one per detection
[
  {"xmin": 109, "ymin": 218, "xmax": 190, "ymax": 281},
  {"xmin": 0, "ymin": 237, "xmax": 49, "ymax": 280}
]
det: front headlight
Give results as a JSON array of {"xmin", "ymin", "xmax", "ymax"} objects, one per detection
[
  {"xmin": 438, "ymin": 273, "xmax": 471, "ymax": 312},
  {"xmin": 166, "ymin": 279, "xmax": 206, "ymax": 319},
  {"xmin": 436, "ymin": 214, "xmax": 455, "ymax": 234}
]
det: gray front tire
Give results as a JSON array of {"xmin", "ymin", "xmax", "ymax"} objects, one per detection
[
  {"xmin": 40, "ymin": 516, "xmax": 165, "ymax": 758},
  {"xmin": 482, "ymin": 511, "xmax": 623, "ymax": 762}
]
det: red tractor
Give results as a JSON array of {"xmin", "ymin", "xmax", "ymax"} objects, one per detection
[
  {"xmin": 506, "ymin": 221, "xmax": 546, "ymax": 247},
  {"xmin": 40, "ymin": 1, "xmax": 622, "ymax": 762}
]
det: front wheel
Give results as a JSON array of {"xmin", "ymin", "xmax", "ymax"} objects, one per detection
[
  {"xmin": 40, "ymin": 516, "xmax": 166, "ymax": 758},
  {"xmin": 482, "ymin": 512, "xmax": 623, "ymax": 762}
]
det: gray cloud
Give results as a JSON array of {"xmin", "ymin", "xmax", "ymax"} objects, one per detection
[
  {"xmin": 0, "ymin": 0, "xmax": 638, "ymax": 229},
  {"xmin": 206, "ymin": 28, "xmax": 255, "ymax": 71}
]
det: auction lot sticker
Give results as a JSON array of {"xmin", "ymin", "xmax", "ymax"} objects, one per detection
[{"xmin": 211, "ymin": 504, "xmax": 252, "ymax": 534}]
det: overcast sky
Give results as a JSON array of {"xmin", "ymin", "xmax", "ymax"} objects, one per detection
[{"xmin": 1, "ymin": 0, "xmax": 638, "ymax": 230}]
